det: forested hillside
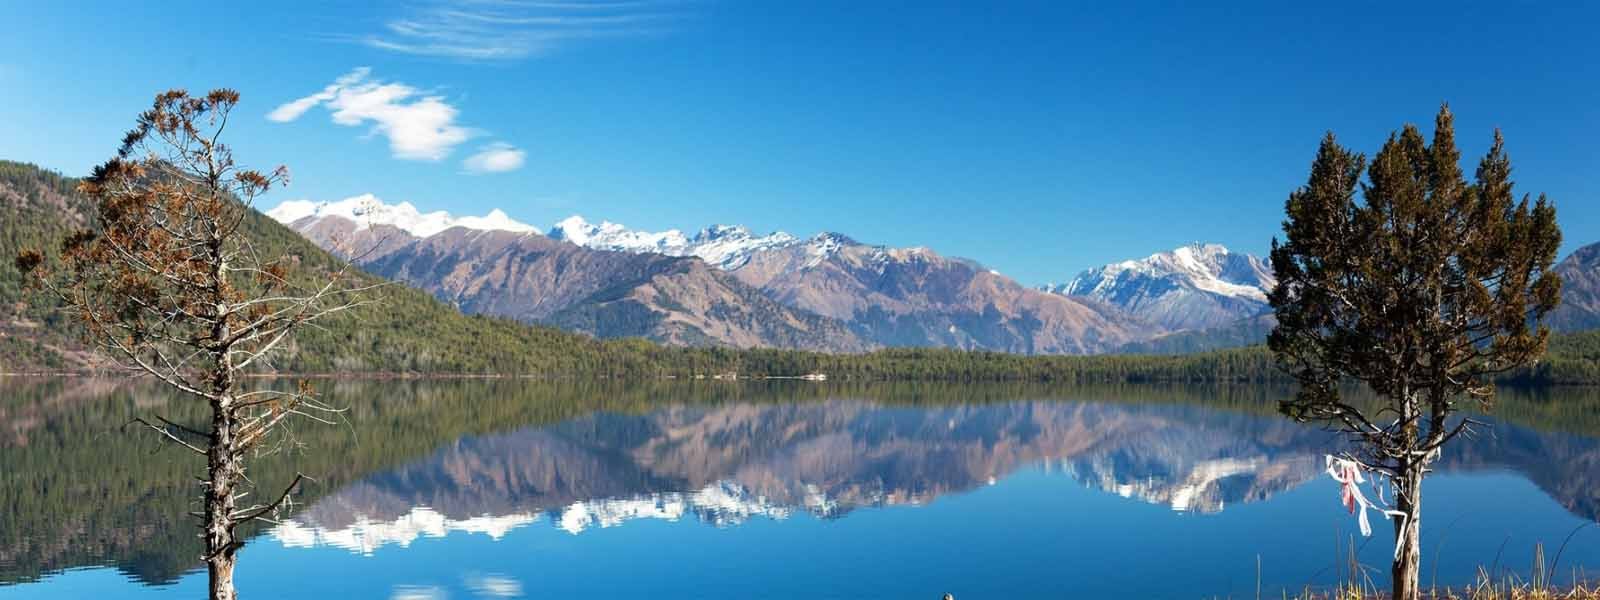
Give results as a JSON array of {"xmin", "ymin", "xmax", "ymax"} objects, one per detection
[
  {"xmin": 0, "ymin": 160, "xmax": 742, "ymax": 375},
  {"xmin": 0, "ymin": 162, "xmax": 96, "ymax": 369},
  {"xmin": 1115, "ymin": 315, "xmax": 1277, "ymax": 354}
]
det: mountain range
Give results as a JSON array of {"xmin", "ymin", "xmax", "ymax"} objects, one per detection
[
  {"xmin": 0, "ymin": 161, "xmax": 868, "ymax": 374},
  {"xmin": 6, "ymin": 158, "xmax": 1596, "ymax": 361},
  {"xmin": 266, "ymin": 195, "xmax": 1600, "ymax": 355},
  {"xmin": 270, "ymin": 196, "xmax": 1155, "ymax": 354}
]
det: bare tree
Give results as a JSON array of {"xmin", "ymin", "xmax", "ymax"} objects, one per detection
[
  {"xmin": 1268, "ymin": 105, "xmax": 1562, "ymax": 600},
  {"xmin": 15, "ymin": 89, "xmax": 379, "ymax": 600}
]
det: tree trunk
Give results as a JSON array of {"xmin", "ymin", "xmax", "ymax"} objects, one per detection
[
  {"xmin": 208, "ymin": 551, "xmax": 237, "ymax": 600},
  {"xmin": 206, "ymin": 240, "xmax": 240, "ymax": 600},
  {"xmin": 1391, "ymin": 463, "xmax": 1424, "ymax": 600},
  {"xmin": 205, "ymin": 397, "xmax": 240, "ymax": 600}
]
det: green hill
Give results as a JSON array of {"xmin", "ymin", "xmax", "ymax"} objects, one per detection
[{"xmin": 0, "ymin": 160, "xmax": 728, "ymax": 376}]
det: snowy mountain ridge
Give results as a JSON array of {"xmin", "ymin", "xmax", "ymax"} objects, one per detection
[
  {"xmin": 266, "ymin": 194, "xmax": 538, "ymax": 238},
  {"xmin": 1055, "ymin": 243, "xmax": 1273, "ymax": 302},
  {"xmin": 263, "ymin": 197, "xmax": 1190, "ymax": 351},
  {"xmin": 266, "ymin": 197, "xmax": 943, "ymax": 274},
  {"xmin": 548, "ymin": 215, "xmax": 801, "ymax": 270},
  {"xmin": 1042, "ymin": 243, "xmax": 1276, "ymax": 331}
]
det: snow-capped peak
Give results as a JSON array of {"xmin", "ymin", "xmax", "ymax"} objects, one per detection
[
  {"xmin": 456, "ymin": 209, "xmax": 538, "ymax": 234},
  {"xmin": 689, "ymin": 225, "xmax": 798, "ymax": 270},
  {"xmin": 265, "ymin": 195, "xmax": 537, "ymax": 238},
  {"xmin": 803, "ymin": 232, "xmax": 851, "ymax": 268},
  {"xmin": 550, "ymin": 215, "xmax": 799, "ymax": 270},
  {"xmin": 1039, "ymin": 242, "xmax": 1277, "ymax": 331},
  {"xmin": 263, "ymin": 199, "xmax": 323, "ymax": 224},
  {"xmin": 549, "ymin": 215, "xmax": 692, "ymax": 255},
  {"xmin": 1057, "ymin": 243, "xmax": 1274, "ymax": 302}
]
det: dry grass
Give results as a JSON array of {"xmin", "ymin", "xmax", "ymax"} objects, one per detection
[
  {"xmin": 1274, "ymin": 539, "xmax": 1600, "ymax": 600},
  {"xmin": 1292, "ymin": 580, "xmax": 1600, "ymax": 599}
]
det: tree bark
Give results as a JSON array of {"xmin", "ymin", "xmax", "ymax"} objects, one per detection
[
  {"xmin": 207, "ymin": 552, "xmax": 237, "ymax": 600},
  {"xmin": 204, "ymin": 233, "xmax": 240, "ymax": 600},
  {"xmin": 1391, "ymin": 463, "xmax": 1424, "ymax": 600},
  {"xmin": 205, "ymin": 395, "xmax": 240, "ymax": 600}
]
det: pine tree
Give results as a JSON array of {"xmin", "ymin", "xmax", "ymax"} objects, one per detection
[
  {"xmin": 15, "ymin": 89, "xmax": 379, "ymax": 600},
  {"xmin": 1268, "ymin": 105, "xmax": 1563, "ymax": 600}
]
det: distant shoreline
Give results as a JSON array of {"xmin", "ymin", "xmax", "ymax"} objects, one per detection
[
  {"xmin": 5, "ymin": 330, "xmax": 1598, "ymax": 385},
  {"xmin": 0, "ymin": 371, "xmax": 827, "ymax": 381},
  {"xmin": 4, "ymin": 370, "xmax": 1599, "ymax": 388}
]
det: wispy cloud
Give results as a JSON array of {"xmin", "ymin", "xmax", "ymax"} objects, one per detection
[
  {"xmin": 462, "ymin": 142, "xmax": 526, "ymax": 174},
  {"xmin": 266, "ymin": 68, "xmax": 373, "ymax": 122},
  {"xmin": 269, "ymin": 68, "xmax": 526, "ymax": 172},
  {"xmin": 269, "ymin": 67, "xmax": 497, "ymax": 165},
  {"xmin": 358, "ymin": 0, "xmax": 681, "ymax": 61}
]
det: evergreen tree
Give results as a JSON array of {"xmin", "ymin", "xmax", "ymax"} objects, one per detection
[
  {"xmin": 16, "ymin": 90, "xmax": 377, "ymax": 600},
  {"xmin": 1267, "ymin": 105, "xmax": 1563, "ymax": 600}
]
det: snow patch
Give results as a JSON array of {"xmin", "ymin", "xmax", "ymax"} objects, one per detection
[
  {"xmin": 265, "ymin": 195, "xmax": 537, "ymax": 238},
  {"xmin": 551, "ymin": 215, "xmax": 799, "ymax": 270},
  {"xmin": 803, "ymin": 233, "xmax": 847, "ymax": 268},
  {"xmin": 1051, "ymin": 242, "xmax": 1275, "ymax": 303}
]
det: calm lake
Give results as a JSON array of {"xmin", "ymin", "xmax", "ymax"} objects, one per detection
[{"xmin": 2, "ymin": 379, "xmax": 1598, "ymax": 599}]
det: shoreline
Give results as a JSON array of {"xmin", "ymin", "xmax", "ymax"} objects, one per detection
[
  {"xmin": 0, "ymin": 371, "xmax": 831, "ymax": 381},
  {"xmin": 5, "ymin": 371, "xmax": 1599, "ymax": 388}
]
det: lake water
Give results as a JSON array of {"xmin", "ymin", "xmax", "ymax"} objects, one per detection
[{"xmin": 2, "ymin": 379, "xmax": 1598, "ymax": 599}]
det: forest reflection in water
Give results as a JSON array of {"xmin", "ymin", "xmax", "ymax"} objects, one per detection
[{"xmin": 3, "ymin": 378, "xmax": 1599, "ymax": 599}]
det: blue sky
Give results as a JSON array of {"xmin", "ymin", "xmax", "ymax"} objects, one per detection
[{"xmin": 2, "ymin": 1, "xmax": 1596, "ymax": 285}]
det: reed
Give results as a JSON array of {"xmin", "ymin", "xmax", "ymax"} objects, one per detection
[
  {"xmin": 1289, "ymin": 539, "xmax": 1599, "ymax": 600},
  {"xmin": 1280, "ymin": 534, "xmax": 1600, "ymax": 600}
]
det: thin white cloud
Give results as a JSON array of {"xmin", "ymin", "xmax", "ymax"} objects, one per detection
[
  {"xmin": 358, "ymin": 0, "xmax": 680, "ymax": 61},
  {"xmin": 268, "ymin": 68, "xmax": 474, "ymax": 162},
  {"xmin": 462, "ymin": 142, "xmax": 526, "ymax": 174},
  {"xmin": 266, "ymin": 67, "xmax": 372, "ymax": 122}
]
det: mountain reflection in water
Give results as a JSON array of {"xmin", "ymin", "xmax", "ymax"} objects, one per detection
[
  {"xmin": 269, "ymin": 397, "xmax": 1600, "ymax": 554},
  {"xmin": 5, "ymin": 380, "xmax": 1600, "ymax": 598}
]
